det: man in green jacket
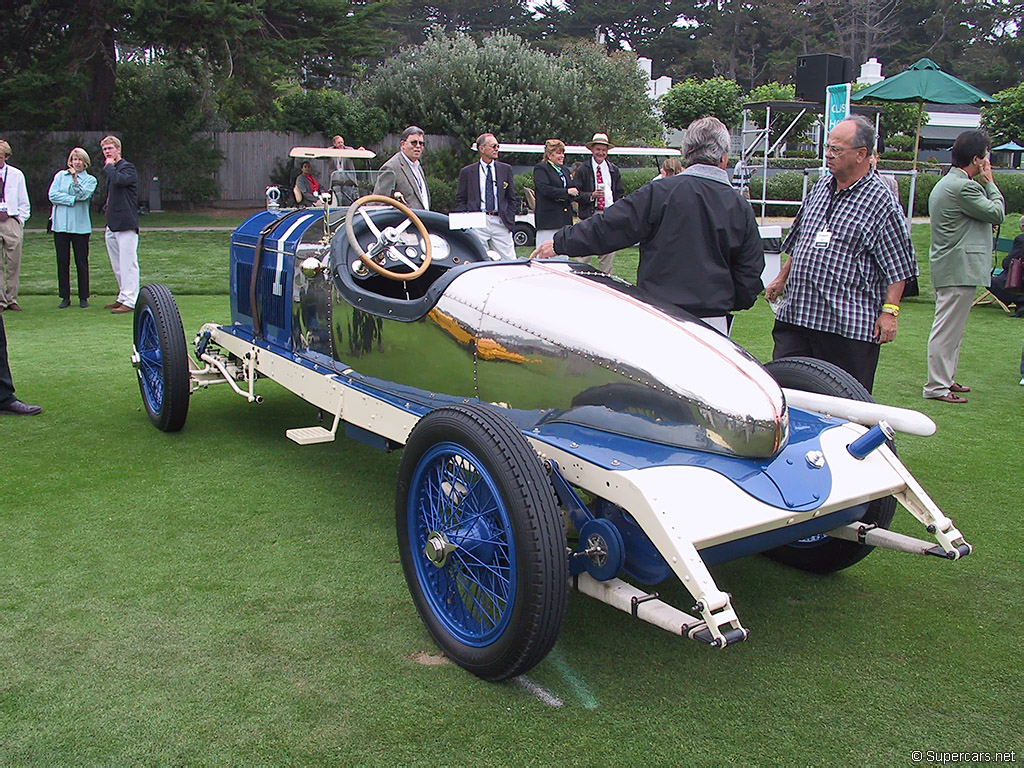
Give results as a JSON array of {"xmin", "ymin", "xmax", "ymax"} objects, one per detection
[{"xmin": 923, "ymin": 130, "xmax": 1004, "ymax": 403}]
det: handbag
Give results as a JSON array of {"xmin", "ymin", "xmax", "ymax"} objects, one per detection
[{"xmin": 1007, "ymin": 256, "xmax": 1023, "ymax": 291}]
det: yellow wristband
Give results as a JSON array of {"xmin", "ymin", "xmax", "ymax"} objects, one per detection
[{"xmin": 881, "ymin": 304, "xmax": 900, "ymax": 317}]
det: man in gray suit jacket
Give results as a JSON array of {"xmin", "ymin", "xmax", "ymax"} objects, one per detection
[
  {"xmin": 923, "ymin": 130, "xmax": 1004, "ymax": 403},
  {"xmin": 372, "ymin": 126, "xmax": 430, "ymax": 210}
]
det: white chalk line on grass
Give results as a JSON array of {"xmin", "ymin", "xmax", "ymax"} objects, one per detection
[{"xmin": 514, "ymin": 676, "xmax": 564, "ymax": 707}]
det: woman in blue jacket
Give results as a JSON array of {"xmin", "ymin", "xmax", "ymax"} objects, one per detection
[{"xmin": 48, "ymin": 147, "xmax": 97, "ymax": 308}]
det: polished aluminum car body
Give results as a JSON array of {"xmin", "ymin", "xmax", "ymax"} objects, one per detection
[{"xmin": 142, "ymin": 195, "xmax": 968, "ymax": 667}]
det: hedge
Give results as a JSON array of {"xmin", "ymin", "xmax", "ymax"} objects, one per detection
[{"xmin": 511, "ymin": 168, "xmax": 1024, "ymax": 217}]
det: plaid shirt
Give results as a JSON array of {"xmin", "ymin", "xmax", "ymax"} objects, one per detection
[{"xmin": 777, "ymin": 172, "xmax": 915, "ymax": 342}]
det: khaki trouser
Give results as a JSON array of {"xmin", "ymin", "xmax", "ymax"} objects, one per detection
[
  {"xmin": 571, "ymin": 252, "xmax": 615, "ymax": 275},
  {"xmin": 0, "ymin": 215, "xmax": 24, "ymax": 308},
  {"xmin": 923, "ymin": 285, "xmax": 975, "ymax": 398}
]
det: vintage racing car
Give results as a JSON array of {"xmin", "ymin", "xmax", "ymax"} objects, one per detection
[{"xmin": 131, "ymin": 161, "xmax": 971, "ymax": 681}]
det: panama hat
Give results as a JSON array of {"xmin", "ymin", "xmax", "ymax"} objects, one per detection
[{"xmin": 585, "ymin": 132, "xmax": 614, "ymax": 149}]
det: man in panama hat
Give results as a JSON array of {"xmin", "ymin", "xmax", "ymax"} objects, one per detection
[{"xmin": 571, "ymin": 132, "xmax": 624, "ymax": 274}]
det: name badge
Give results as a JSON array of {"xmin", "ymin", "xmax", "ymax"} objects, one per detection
[{"xmin": 814, "ymin": 229, "xmax": 832, "ymax": 248}]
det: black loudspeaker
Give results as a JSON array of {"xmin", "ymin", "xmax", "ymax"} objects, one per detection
[{"xmin": 795, "ymin": 54, "xmax": 853, "ymax": 102}]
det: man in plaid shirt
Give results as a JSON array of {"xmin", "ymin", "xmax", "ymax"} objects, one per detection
[{"xmin": 765, "ymin": 115, "xmax": 915, "ymax": 393}]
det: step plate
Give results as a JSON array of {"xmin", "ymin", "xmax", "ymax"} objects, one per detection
[{"xmin": 286, "ymin": 426, "xmax": 336, "ymax": 445}]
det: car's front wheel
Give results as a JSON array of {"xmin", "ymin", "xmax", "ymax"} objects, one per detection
[
  {"xmin": 395, "ymin": 404, "xmax": 567, "ymax": 680},
  {"xmin": 133, "ymin": 283, "xmax": 190, "ymax": 432}
]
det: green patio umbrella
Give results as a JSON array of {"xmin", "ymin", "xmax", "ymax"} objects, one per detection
[{"xmin": 852, "ymin": 58, "xmax": 998, "ymax": 169}]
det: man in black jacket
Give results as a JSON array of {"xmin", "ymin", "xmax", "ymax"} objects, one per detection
[
  {"xmin": 532, "ymin": 117, "xmax": 764, "ymax": 335},
  {"xmin": 453, "ymin": 133, "xmax": 518, "ymax": 259},
  {"xmin": 100, "ymin": 135, "xmax": 140, "ymax": 314}
]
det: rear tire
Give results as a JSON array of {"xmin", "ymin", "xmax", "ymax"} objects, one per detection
[
  {"xmin": 396, "ymin": 404, "xmax": 567, "ymax": 680},
  {"xmin": 763, "ymin": 357, "xmax": 896, "ymax": 573},
  {"xmin": 133, "ymin": 284, "xmax": 190, "ymax": 432}
]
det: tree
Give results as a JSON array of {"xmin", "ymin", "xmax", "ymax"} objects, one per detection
[
  {"xmin": 532, "ymin": 0, "xmax": 684, "ymax": 55},
  {"xmin": 0, "ymin": 0, "xmax": 388, "ymax": 131},
  {"xmin": 108, "ymin": 61, "xmax": 222, "ymax": 205},
  {"xmin": 982, "ymin": 83, "xmax": 1024, "ymax": 145},
  {"xmin": 357, "ymin": 30, "xmax": 662, "ymax": 147},
  {"xmin": 659, "ymin": 77, "xmax": 744, "ymax": 130}
]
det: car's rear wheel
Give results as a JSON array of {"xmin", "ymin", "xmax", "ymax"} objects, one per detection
[
  {"xmin": 763, "ymin": 356, "xmax": 896, "ymax": 573},
  {"xmin": 133, "ymin": 283, "xmax": 190, "ymax": 432},
  {"xmin": 396, "ymin": 404, "xmax": 567, "ymax": 680}
]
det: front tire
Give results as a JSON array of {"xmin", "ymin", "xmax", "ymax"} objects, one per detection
[
  {"xmin": 763, "ymin": 357, "xmax": 896, "ymax": 573},
  {"xmin": 396, "ymin": 404, "xmax": 567, "ymax": 680},
  {"xmin": 133, "ymin": 283, "xmax": 190, "ymax": 432}
]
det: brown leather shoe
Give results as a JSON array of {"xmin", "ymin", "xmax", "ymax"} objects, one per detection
[
  {"xmin": 949, "ymin": 381, "xmax": 971, "ymax": 393},
  {"xmin": 928, "ymin": 392, "xmax": 967, "ymax": 403},
  {"xmin": 8, "ymin": 303, "xmax": 22, "ymax": 311},
  {"xmin": 0, "ymin": 398, "xmax": 42, "ymax": 415},
  {"xmin": 111, "ymin": 304, "xmax": 134, "ymax": 314},
  {"xmin": 104, "ymin": 301, "xmax": 122, "ymax": 310}
]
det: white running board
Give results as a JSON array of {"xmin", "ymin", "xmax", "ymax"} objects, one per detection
[
  {"xmin": 286, "ymin": 426, "xmax": 336, "ymax": 445},
  {"xmin": 287, "ymin": 409, "xmax": 342, "ymax": 445}
]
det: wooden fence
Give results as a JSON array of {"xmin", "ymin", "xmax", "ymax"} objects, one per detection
[{"xmin": 0, "ymin": 130, "xmax": 455, "ymax": 207}]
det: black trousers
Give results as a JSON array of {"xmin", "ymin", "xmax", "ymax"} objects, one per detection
[
  {"xmin": 772, "ymin": 319, "xmax": 881, "ymax": 394},
  {"xmin": 54, "ymin": 232, "xmax": 90, "ymax": 299},
  {"xmin": 0, "ymin": 312, "xmax": 15, "ymax": 406}
]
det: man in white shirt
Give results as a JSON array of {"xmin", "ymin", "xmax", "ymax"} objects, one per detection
[
  {"xmin": 571, "ymin": 132, "xmax": 624, "ymax": 274},
  {"xmin": 331, "ymin": 134, "xmax": 360, "ymax": 206},
  {"xmin": 453, "ymin": 133, "xmax": 519, "ymax": 259},
  {"xmin": 373, "ymin": 126, "xmax": 430, "ymax": 210},
  {"xmin": 0, "ymin": 140, "xmax": 31, "ymax": 312}
]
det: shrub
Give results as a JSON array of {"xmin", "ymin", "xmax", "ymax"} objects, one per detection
[
  {"xmin": 427, "ymin": 176, "xmax": 456, "ymax": 213},
  {"xmin": 763, "ymin": 171, "xmax": 815, "ymax": 216},
  {"xmin": 621, "ymin": 168, "xmax": 656, "ymax": 195},
  {"xmin": 660, "ymin": 77, "xmax": 743, "ymax": 130}
]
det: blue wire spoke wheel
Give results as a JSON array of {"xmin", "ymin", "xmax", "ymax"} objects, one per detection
[
  {"xmin": 133, "ymin": 284, "xmax": 190, "ymax": 432},
  {"xmin": 396, "ymin": 404, "xmax": 567, "ymax": 681}
]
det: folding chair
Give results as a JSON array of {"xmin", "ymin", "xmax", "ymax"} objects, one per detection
[{"xmin": 972, "ymin": 235, "xmax": 1017, "ymax": 313}]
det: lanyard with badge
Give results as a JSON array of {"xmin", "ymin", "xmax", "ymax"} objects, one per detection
[{"xmin": 815, "ymin": 180, "xmax": 851, "ymax": 249}]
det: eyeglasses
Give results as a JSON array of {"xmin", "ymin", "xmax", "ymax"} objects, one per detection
[
  {"xmin": 824, "ymin": 144, "xmax": 865, "ymax": 157},
  {"xmin": 482, "ymin": 143, "xmax": 499, "ymax": 150},
  {"xmin": 405, "ymin": 139, "xmax": 425, "ymax": 146}
]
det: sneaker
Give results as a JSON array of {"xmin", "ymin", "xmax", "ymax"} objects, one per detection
[{"xmin": 1020, "ymin": 378, "xmax": 1024, "ymax": 386}]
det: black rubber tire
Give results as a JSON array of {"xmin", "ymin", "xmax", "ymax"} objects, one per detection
[
  {"xmin": 512, "ymin": 223, "xmax": 535, "ymax": 247},
  {"xmin": 396, "ymin": 404, "xmax": 567, "ymax": 680},
  {"xmin": 762, "ymin": 356, "xmax": 896, "ymax": 573},
  {"xmin": 133, "ymin": 283, "xmax": 190, "ymax": 432}
]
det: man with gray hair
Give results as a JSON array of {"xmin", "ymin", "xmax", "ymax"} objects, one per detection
[
  {"xmin": 373, "ymin": 126, "xmax": 430, "ymax": 210},
  {"xmin": 765, "ymin": 114, "xmax": 915, "ymax": 392},
  {"xmin": 532, "ymin": 116, "xmax": 764, "ymax": 334}
]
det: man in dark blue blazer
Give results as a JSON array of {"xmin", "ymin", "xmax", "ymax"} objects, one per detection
[
  {"xmin": 100, "ymin": 135, "xmax": 140, "ymax": 313},
  {"xmin": 454, "ymin": 133, "xmax": 519, "ymax": 259}
]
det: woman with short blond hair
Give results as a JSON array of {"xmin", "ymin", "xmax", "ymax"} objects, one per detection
[
  {"xmin": 48, "ymin": 146, "xmax": 97, "ymax": 308},
  {"xmin": 533, "ymin": 139, "xmax": 579, "ymax": 246}
]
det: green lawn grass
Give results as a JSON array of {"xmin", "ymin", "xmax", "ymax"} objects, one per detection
[{"xmin": 2, "ymin": 216, "xmax": 1022, "ymax": 763}]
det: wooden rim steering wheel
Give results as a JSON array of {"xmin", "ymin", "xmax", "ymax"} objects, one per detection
[{"xmin": 344, "ymin": 194, "xmax": 433, "ymax": 281}]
